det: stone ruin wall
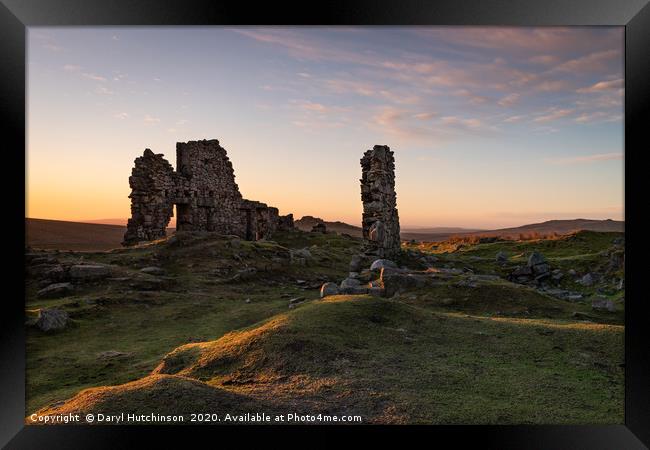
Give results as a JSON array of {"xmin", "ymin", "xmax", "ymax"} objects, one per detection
[
  {"xmin": 360, "ymin": 145, "xmax": 401, "ymax": 258},
  {"xmin": 123, "ymin": 139, "xmax": 293, "ymax": 246}
]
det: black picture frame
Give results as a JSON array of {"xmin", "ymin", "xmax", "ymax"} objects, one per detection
[{"xmin": 2, "ymin": 0, "xmax": 648, "ymax": 447}]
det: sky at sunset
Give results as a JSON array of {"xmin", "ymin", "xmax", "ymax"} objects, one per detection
[{"xmin": 27, "ymin": 27, "xmax": 624, "ymax": 229}]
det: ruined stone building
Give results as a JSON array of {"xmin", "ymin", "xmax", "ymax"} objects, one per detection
[
  {"xmin": 123, "ymin": 139, "xmax": 293, "ymax": 246},
  {"xmin": 360, "ymin": 145, "xmax": 401, "ymax": 258}
]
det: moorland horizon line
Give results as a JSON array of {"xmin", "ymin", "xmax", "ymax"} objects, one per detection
[{"xmin": 25, "ymin": 215, "xmax": 624, "ymax": 232}]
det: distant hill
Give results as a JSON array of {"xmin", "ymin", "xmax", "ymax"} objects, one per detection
[
  {"xmin": 26, "ymin": 218, "xmax": 128, "ymax": 251},
  {"xmin": 82, "ymin": 218, "xmax": 178, "ymax": 227},
  {"xmin": 294, "ymin": 216, "xmax": 363, "ymax": 237},
  {"xmin": 26, "ymin": 218, "xmax": 175, "ymax": 252},
  {"xmin": 26, "ymin": 217, "xmax": 624, "ymax": 250},
  {"xmin": 401, "ymin": 227, "xmax": 485, "ymax": 234},
  {"xmin": 489, "ymin": 218, "xmax": 624, "ymax": 235},
  {"xmin": 80, "ymin": 218, "xmax": 128, "ymax": 226},
  {"xmin": 403, "ymin": 219, "xmax": 624, "ymax": 242}
]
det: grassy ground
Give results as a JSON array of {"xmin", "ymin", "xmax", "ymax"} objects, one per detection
[{"xmin": 26, "ymin": 230, "xmax": 624, "ymax": 424}]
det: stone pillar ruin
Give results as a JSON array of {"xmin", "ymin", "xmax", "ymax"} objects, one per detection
[{"xmin": 360, "ymin": 145, "xmax": 401, "ymax": 258}]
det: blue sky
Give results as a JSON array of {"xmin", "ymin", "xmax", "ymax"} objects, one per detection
[{"xmin": 27, "ymin": 27, "xmax": 624, "ymax": 228}]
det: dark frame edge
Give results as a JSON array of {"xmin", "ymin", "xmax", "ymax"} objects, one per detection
[
  {"xmin": 1, "ymin": 0, "xmax": 649, "ymax": 448},
  {"xmin": 0, "ymin": 0, "xmax": 27, "ymax": 448},
  {"xmin": 624, "ymin": 1, "xmax": 650, "ymax": 447}
]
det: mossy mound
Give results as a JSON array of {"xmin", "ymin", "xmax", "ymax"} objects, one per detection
[
  {"xmin": 33, "ymin": 374, "xmax": 273, "ymax": 422},
  {"xmin": 38, "ymin": 294, "xmax": 623, "ymax": 424}
]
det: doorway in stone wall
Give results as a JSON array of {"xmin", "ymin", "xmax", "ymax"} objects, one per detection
[
  {"xmin": 175, "ymin": 203, "xmax": 192, "ymax": 231},
  {"xmin": 243, "ymin": 209, "xmax": 253, "ymax": 240}
]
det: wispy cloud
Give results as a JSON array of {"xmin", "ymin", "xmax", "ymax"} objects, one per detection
[
  {"xmin": 63, "ymin": 64, "xmax": 82, "ymax": 72},
  {"xmin": 143, "ymin": 114, "xmax": 160, "ymax": 124},
  {"xmin": 413, "ymin": 112, "xmax": 438, "ymax": 120},
  {"xmin": 535, "ymin": 79, "xmax": 570, "ymax": 92},
  {"xmin": 533, "ymin": 108, "xmax": 574, "ymax": 123},
  {"xmin": 42, "ymin": 43, "xmax": 64, "ymax": 52},
  {"xmin": 550, "ymin": 49, "xmax": 620, "ymax": 75},
  {"xmin": 94, "ymin": 86, "xmax": 114, "ymax": 95},
  {"xmin": 529, "ymin": 54, "xmax": 560, "ymax": 65},
  {"xmin": 574, "ymin": 111, "xmax": 622, "ymax": 124},
  {"xmin": 292, "ymin": 100, "xmax": 329, "ymax": 112},
  {"xmin": 498, "ymin": 93, "xmax": 520, "ymax": 107},
  {"xmin": 504, "ymin": 115, "xmax": 525, "ymax": 123},
  {"xmin": 113, "ymin": 112, "xmax": 129, "ymax": 119},
  {"xmin": 82, "ymin": 72, "xmax": 107, "ymax": 82},
  {"xmin": 545, "ymin": 152, "xmax": 622, "ymax": 165},
  {"xmin": 577, "ymin": 78, "xmax": 623, "ymax": 93}
]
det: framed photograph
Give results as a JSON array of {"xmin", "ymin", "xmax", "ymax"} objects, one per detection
[{"xmin": 2, "ymin": 0, "xmax": 649, "ymax": 447}]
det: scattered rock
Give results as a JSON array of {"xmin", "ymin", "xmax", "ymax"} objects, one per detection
[
  {"xmin": 291, "ymin": 248, "xmax": 312, "ymax": 259},
  {"xmin": 527, "ymin": 252, "xmax": 550, "ymax": 275},
  {"xmin": 495, "ymin": 252, "xmax": 508, "ymax": 263},
  {"xmin": 43, "ymin": 265, "xmax": 66, "ymax": 281},
  {"xmin": 370, "ymin": 259, "xmax": 397, "ymax": 271},
  {"xmin": 349, "ymin": 255, "xmax": 362, "ymax": 272},
  {"xmin": 591, "ymin": 297, "xmax": 616, "ymax": 312},
  {"xmin": 37, "ymin": 282, "xmax": 74, "ymax": 299},
  {"xmin": 288, "ymin": 297, "xmax": 306, "ymax": 305},
  {"xmin": 129, "ymin": 276, "xmax": 172, "ymax": 291},
  {"xmin": 527, "ymin": 252, "xmax": 546, "ymax": 267},
  {"xmin": 69, "ymin": 264, "xmax": 110, "ymax": 281},
  {"xmin": 511, "ymin": 266, "xmax": 533, "ymax": 277},
  {"xmin": 568, "ymin": 269, "xmax": 577, "ymax": 276},
  {"xmin": 381, "ymin": 271, "xmax": 426, "ymax": 297},
  {"xmin": 455, "ymin": 279, "xmax": 478, "ymax": 288},
  {"xmin": 339, "ymin": 277, "xmax": 361, "ymax": 293},
  {"xmin": 579, "ymin": 273, "xmax": 594, "ymax": 286},
  {"xmin": 320, "ymin": 282, "xmax": 340, "ymax": 298},
  {"xmin": 245, "ymin": 298, "xmax": 251, "ymax": 304},
  {"xmin": 29, "ymin": 256, "xmax": 58, "ymax": 265},
  {"xmin": 311, "ymin": 223, "xmax": 327, "ymax": 233},
  {"xmin": 140, "ymin": 266, "xmax": 166, "ymax": 276},
  {"xmin": 226, "ymin": 268, "xmax": 257, "ymax": 283},
  {"xmin": 368, "ymin": 287, "xmax": 384, "ymax": 297},
  {"xmin": 97, "ymin": 350, "xmax": 131, "ymax": 360},
  {"xmin": 35, "ymin": 308, "xmax": 69, "ymax": 332},
  {"xmin": 340, "ymin": 277, "xmax": 361, "ymax": 288}
]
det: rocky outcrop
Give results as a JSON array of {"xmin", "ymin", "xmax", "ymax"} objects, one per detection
[
  {"xmin": 37, "ymin": 282, "xmax": 74, "ymax": 299},
  {"xmin": 311, "ymin": 223, "xmax": 327, "ymax": 233},
  {"xmin": 360, "ymin": 145, "xmax": 401, "ymax": 259},
  {"xmin": 320, "ymin": 282, "xmax": 340, "ymax": 298},
  {"xmin": 34, "ymin": 308, "xmax": 69, "ymax": 332},
  {"xmin": 509, "ymin": 252, "xmax": 551, "ymax": 284},
  {"xmin": 69, "ymin": 264, "xmax": 111, "ymax": 281}
]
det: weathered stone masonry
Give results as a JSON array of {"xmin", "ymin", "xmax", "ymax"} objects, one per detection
[
  {"xmin": 123, "ymin": 139, "xmax": 293, "ymax": 246},
  {"xmin": 360, "ymin": 145, "xmax": 401, "ymax": 258}
]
